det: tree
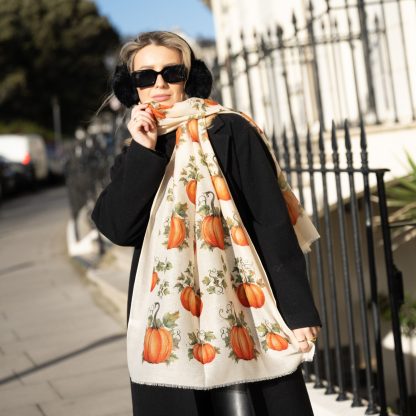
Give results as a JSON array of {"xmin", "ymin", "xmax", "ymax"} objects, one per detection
[{"xmin": 0, "ymin": 0, "xmax": 120, "ymax": 136}]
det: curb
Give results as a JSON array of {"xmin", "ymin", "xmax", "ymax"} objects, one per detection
[{"xmin": 66, "ymin": 218, "xmax": 129, "ymax": 324}]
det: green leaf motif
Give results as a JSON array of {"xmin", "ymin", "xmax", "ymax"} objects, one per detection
[
  {"xmin": 165, "ymin": 352, "xmax": 178, "ymax": 365},
  {"xmin": 271, "ymin": 323, "xmax": 282, "ymax": 333},
  {"xmin": 197, "ymin": 205, "xmax": 211, "ymax": 216},
  {"xmin": 172, "ymin": 336, "xmax": 180, "ymax": 349},
  {"xmin": 204, "ymin": 331, "xmax": 216, "ymax": 342},
  {"xmin": 175, "ymin": 202, "xmax": 188, "ymax": 218},
  {"xmin": 163, "ymin": 311, "xmax": 179, "ymax": 329},
  {"xmin": 157, "ymin": 280, "xmax": 170, "ymax": 298},
  {"xmin": 188, "ymin": 332, "xmax": 198, "ymax": 345},
  {"xmin": 256, "ymin": 323, "xmax": 268, "ymax": 337}
]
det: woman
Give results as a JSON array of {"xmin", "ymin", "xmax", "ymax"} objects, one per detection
[{"xmin": 92, "ymin": 31, "xmax": 322, "ymax": 416}]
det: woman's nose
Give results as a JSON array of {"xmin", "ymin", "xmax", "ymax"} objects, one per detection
[{"xmin": 154, "ymin": 73, "xmax": 167, "ymax": 87}]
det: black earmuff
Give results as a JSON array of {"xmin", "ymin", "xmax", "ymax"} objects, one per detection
[
  {"xmin": 111, "ymin": 45, "xmax": 213, "ymax": 108},
  {"xmin": 111, "ymin": 63, "xmax": 140, "ymax": 108},
  {"xmin": 184, "ymin": 55, "xmax": 213, "ymax": 100}
]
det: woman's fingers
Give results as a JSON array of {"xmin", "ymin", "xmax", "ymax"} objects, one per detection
[
  {"xmin": 130, "ymin": 105, "xmax": 156, "ymax": 130},
  {"xmin": 311, "ymin": 326, "xmax": 321, "ymax": 337},
  {"xmin": 133, "ymin": 113, "xmax": 156, "ymax": 130},
  {"xmin": 292, "ymin": 327, "xmax": 319, "ymax": 353},
  {"xmin": 131, "ymin": 103, "xmax": 154, "ymax": 118},
  {"xmin": 131, "ymin": 103, "xmax": 148, "ymax": 114},
  {"xmin": 127, "ymin": 104, "xmax": 158, "ymax": 145}
]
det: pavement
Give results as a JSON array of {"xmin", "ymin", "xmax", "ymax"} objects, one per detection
[{"xmin": 0, "ymin": 187, "xmax": 132, "ymax": 416}]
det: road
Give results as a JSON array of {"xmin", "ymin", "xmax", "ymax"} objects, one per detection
[{"xmin": 0, "ymin": 186, "xmax": 132, "ymax": 416}]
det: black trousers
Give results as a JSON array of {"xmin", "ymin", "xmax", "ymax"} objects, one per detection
[{"xmin": 130, "ymin": 366, "xmax": 314, "ymax": 416}]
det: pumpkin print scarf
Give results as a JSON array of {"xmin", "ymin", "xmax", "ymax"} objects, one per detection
[{"xmin": 127, "ymin": 97, "xmax": 320, "ymax": 389}]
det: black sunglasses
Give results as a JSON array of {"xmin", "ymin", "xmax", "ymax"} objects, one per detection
[{"xmin": 131, "ymin": 64, "xmax": 187, "ymax": 88}]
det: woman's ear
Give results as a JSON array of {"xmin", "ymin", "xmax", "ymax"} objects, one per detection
[{"xmin": 111, "ymin": 64, "xmax": 140, "ymax": 108}]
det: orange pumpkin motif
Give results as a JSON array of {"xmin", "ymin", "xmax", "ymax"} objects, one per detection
[
  {"xmin": 150, "ymin": 271, "xmax": 158, "ymax": 292},
  {"xmin": 201, "ymin": 215, "xmax": 224, "ymax": 249},
  {"xmin": 283, "ymin": 190, "xmax": 301, "ymax": 225},
  {"xmin": 256, "ymin": 320, "xmax": 290, "ymax": 353},
  {"xmin": 142, "ymin": 303, "xmax": 179, "ymax": 364},
  {"xmin": 143, "ymin": 326, "xmax": 173, "ymax": 363},
  {"xmin": 211, "ymin": 176, "xmax": 231, "ymax": 200},
  {"xmin": 236, "ymin": 283, "xmax": 265, "ymax": 308},
  {"xmin": 167, "ymin": 215, "xmax": 186, "ymax": 249},
  {"xmin": 193, "ymin": 342, "xmax": 216, "ymax": 364},
  {"xmin": 180, "ymin": 286, "xmax": 193, "ymax": 310},
  {"xmin": 220, "ymin": 301, "xmax": 259, "ymax": 362},
  {"xmin": 180, "ymin": 286, "xmax": 203, "ymax": 317},
  {"xmin": 231, "ymin": 225, "xmax": 249, "ymax": 246},
  {"xmin": 230, "ymin": 325, "xmax": 255, "ymax": 360},
  {"xmin": 188, "ymin": 119, "xmax": 199, "ymax": 142},
  {"xmin": 266, "ymin": 332, "xmax": 289, "ymax": 351},
  {"xmin": 175, "ymin": 125, "xmax": 182, "ymax": 146},
  {"xmin": 186, "ymin": 179, "xmax": 197, "ymax": 204},
  {"xmin": 189, "ymin": 290, "xmax": 203, "ymax": 317}
]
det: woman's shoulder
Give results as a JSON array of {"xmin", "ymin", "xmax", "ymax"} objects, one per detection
[
  {"xmin": 218, "ymin": 111, "xmax": 252, "ymax": 126},
  {"xmin": 209, "ymin": 111, "xmax": 255, "ymax": 134}
]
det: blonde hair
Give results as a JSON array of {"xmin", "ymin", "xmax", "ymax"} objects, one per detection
[{"xmin": 120, "ymin": 31, "xmax": 192, "ymax": 78}]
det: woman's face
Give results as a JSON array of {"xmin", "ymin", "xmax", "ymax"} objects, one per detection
[{"xmin": 132, "ymin": 44, "xmax": 186, "ymax": 106}]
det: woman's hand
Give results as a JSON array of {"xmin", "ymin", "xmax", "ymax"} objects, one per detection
[
  {"xmin": 292, "ymin": 326, "xmax": 321, "ymax": 353},
  {"xmin": 127, "ymin": 104, "xmax": 158, "ymax": 149}
]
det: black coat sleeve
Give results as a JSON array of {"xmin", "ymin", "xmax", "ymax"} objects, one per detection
[
  {"xmin": 91, "ymin": 140, "xmax": 168, "ymax": 246},
  {"xmin": 230, "ymin": 116, "xmax": 322, "ymax": 329}
]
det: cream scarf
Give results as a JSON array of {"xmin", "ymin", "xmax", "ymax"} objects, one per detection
[{"xmin": 127, "ymin": 97, "xmax": 319, "ymax": 389}]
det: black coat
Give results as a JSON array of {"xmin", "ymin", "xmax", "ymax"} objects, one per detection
[
  {"xmin": 92, "ymin": 112, "xmax": 321, "ymax": 330},
  {"xmin": 91, "ymin": 113, "xmax": 321, "ymax": 415}
]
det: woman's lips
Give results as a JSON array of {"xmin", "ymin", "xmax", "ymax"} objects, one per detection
[{"xmin": 152, "ymin": 95, "xmax": 170, "ymax": 102}]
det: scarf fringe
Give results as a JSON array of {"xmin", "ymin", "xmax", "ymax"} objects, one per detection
[
  {"xmin": 299, "ymin": 234, "xmax": 321, "ymax": 254},
  {"xmin": 131, "ymin": 365, "xmax": 302, "ymax": 391}
]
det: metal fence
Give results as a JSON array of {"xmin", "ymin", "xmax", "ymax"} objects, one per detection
[
  {"xmin": 212, "ymin": 0, "xmax": 416, "ymax": 135},
  {"xmin": 268, "ymin": 119, "xmax": 409, "ymax": 415},
  {"xmin": 65, "ymin": 131, "xmax": 115, "ymax": 249}
]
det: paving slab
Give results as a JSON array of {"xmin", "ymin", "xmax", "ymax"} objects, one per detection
[
  {"xmin": 0, "ymin": 382, "xmax": 59, "ymax": 412},
  {"xmin": 1, "ymin": 404, "xmax": 45, "ymax": 416},
  {"xmin": 39, "ymin": 386, "xmax": 132, "ymax": 416},
  {"xmin": 49, "ymin": 366, "xmax": 129, "ymax": 400}
]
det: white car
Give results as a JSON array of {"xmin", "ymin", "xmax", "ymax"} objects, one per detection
[{"xmin": 0, "ymin": 134, "xmax": 48, "ymax": 183}]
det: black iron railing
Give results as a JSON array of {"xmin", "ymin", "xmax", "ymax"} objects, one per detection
[
  {"xmin": 269, "ymin": 119, "xmax": 409, "ymax": 415},
  {"xmin": 65, "ymin": 132, "xmax": 115, "ymax": 251},
  {"xmin": 212, "ymin": 0, "xmax": 416, "ymax": 134}
]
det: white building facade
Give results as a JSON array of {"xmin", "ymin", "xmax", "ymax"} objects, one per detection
[{"xmin": 205, "ymin": 0, "xmax": 416, "ymax": 136}]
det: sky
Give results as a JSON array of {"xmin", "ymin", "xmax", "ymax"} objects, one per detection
[{"xmin": 93, "ymin": 0, "xmax": 216, "ymax": 40}]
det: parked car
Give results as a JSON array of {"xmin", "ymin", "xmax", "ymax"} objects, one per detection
[{"xmin": 0, "ymin": 134, "xmax": 48, "ymax": 186}]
